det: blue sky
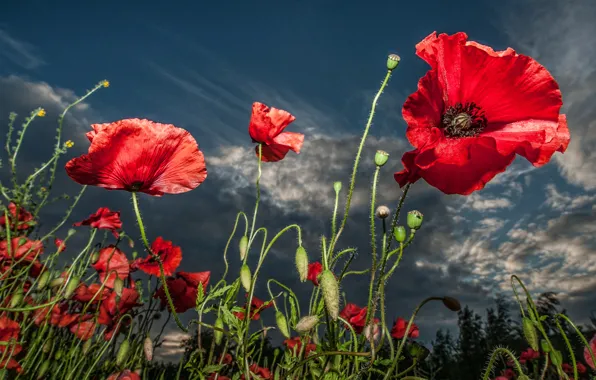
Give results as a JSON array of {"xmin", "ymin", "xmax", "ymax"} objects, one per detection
[{"xmin": 1, "ymin": 0, "xmax": 595, "ymax": 359}]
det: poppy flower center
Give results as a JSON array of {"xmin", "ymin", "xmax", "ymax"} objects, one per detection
[
  {"xmin": 129, "ymin": 181, "xmax": 144, "ymax": 191},
  {"xmin": 441, "ymin": 102, "xmax": 487, "ymax": 138}
]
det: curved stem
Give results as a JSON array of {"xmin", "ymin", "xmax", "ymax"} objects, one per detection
[
  {"xmin": 481, "ymin": 347, "xmax": 524, "ymax": 380},
  {"xmin": 555, "ymin": 317, "xmax": 577, "ymax": 380},
  {"xmin": 557, "ymin": 313, "xmax": 596, "ymax": 368}
]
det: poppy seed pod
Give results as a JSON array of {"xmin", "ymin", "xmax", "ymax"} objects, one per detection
[
  {"xmin": 239, "ymin": 235, "xmax": 248, "ymax": 260},
  {"xmin": 276, "ymin": 311, "xmax": 291, "ymax": 339},
  {"xmin": 116, "ymin": 339, "xmax": 130, "ymax": 367},
  {"xmin": 376, "ymin": 205, "xmax": 390, "ymax": 219},
  {"xmin": 407, "ymin": 210, "xmax": 423, "ymax": 230},
  {"xmin": 387, "ymin": 54, "xmax": 401, "ymax": 70},
  {"xmin": 143, "ymin": 336, "xmax": 153, "ymax": 361},
  {"xmin": 522, "ymin": 317, "xmax": 539, "ymax": 351},
  {"xmin": 295, "ymin": 315, "xmax": 319, "ymax": 333},
  {"xmin": 393, "ymin": 226, "xmax": 406, "ymax": 243},
  {"xmin": 240, "ymin": 264, "xmax": 252, "ymax": 292},
  {"xmin": 333, "ymin": 182, "xmax": 342, "ymax": 193},
  {"xmin": 442, "ymin": 296, "xmax": 461, "ymax": 312},
  {"xmin": 214, "ymin": 317, "xmax": 224, "ymax": 345},
  {"xmin": 319, "ymin": 270, "xmax": 340, "ymax": 320},
  {"xmin": 295, "ymin": 246, "xmax": 309, "ymax": 282},
  {"xmin": 64, "ymin": 276, "xmax": 80, "ymax": 299},
  {"xmin": 374, "ymin": 150, "xmax": 389, "ymax": 167}
]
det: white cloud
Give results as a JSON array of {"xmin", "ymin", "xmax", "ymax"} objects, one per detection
[
  {"xmin": 544, "ymin": 183, "xmax": 596, "ymax": 212},
  {"xmin": 0, "ymin": 29, "xmax": 46, "ymax": 69}
]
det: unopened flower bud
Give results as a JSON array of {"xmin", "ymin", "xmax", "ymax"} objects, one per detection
[
  {"xmin": 37, "ymin": 360, "xmax": 50, "ymax": 379},
  {"xmin": 240, "ymin": 264, "xmax": 252, "ymax": 292},
  {"xmin": 374, "ymin": 150, "xmax": 389, "ymax": 167},
  {"xmin": 387, "ymin": 54, "xmax": 400, "ymax": 70},
  {"xmin": 83, "ymin": 339, "xmax": 93, "ymax": 355},
  {"xmin": 295, "ymin": 315, "xmax": 319, "ymax": 333},
  {"xmin": 540, "ymin": 339, "xmax": 550, "ymax": 353},
  {"xmin": 522, "ymin": 317, "xmax": 539, "ymax": 351},
  {"xmin": 54, "ymin": 349, "xmax": 63, "ymax": 360},
  {"xmin": 143, "ymin": 336, "xmax": 153, "ymax": 361},
  {"xmin": 276, "ymin": 311, "xmax": 291, "ymax": 339},
  {"xmin": 214, "ymin": 317, "xmax": 224, "ymax": 345},
  {"xmin": 333, "ymin": 182, "xmax": 342, "ymax": 193},
  {"xmin": 407, "ymin": 210, "xmax": 423, "ymax": 230},
  {"xmin": 64, "ymin": 276, "xmax": 80, "ymax": 299},
  {"xmin": 43, "ymin": 339, "xmax": 53, "ymax": 353},
  {"xmin": 67, "ymin": 228, "xmax": 76, "ymax": 237},
  {"xmin": 295, "ymin": 246, "xmax": 309, "ymax": 282},
  {"xmin": 442, "ymin": 296, "xmax": 461, "ymax": 312},
  {"xmin": 10, "ymin": 292, "xmax": 23, "ymax": 308},
  {"xmin": 393, "ymin": 226, "xmax": 406, "ymax": 243},
  {"xmin": 49, "ymin": 277, "xmax": 64, "ymax": 288},
  {"xmin": 239, "ymin": 236, "xmax": 249, "ymax": 260},
  {"xmin": 319, "ymin": 270, "xmax": 339, "ymax": 320},
  {"xmin": 375, "ymin": 205, "xmax": 390, "ymax": 219},
  {"xmin": 550, "ymin": 349, "xmax": 562, "ymax": 366},
  {"xmin": 114, "ymin": 277, "xmax": 124, "ymax": 297},
  {"xmin": 116, "ymin": 339, "xmax": 130, "ymax": 367},
  {"xmin": 90, "ymin": 251, "xmax": 100, "ymax": 264},
  {"xmin": 37, "ymin": 271, "xmax": 51, "ymax": 290},
  {"xmin": 128, "ymin": 239, "xmax": 135, "ymax": 248},
  {"xmin": 131, "ymin": 251, "xmax": 138, "ymax": 260}
]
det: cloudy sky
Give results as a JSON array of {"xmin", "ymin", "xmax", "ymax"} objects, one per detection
[{"xmin": 1, "ymin": 0, "xmax": 595, "ymax": 360}]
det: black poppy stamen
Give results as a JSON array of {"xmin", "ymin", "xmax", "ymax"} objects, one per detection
[
  {"xmin": 129, "ymin": 181, "xmax": 144, "ymax": 191},
  {"xmin": 441, "ymin": 102, "xmax": 487, "ymax": 138}
]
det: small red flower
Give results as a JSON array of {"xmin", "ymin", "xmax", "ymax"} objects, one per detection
[
  {"xmin": 562, "ymin": 362, "xmax": 587, "ymax": 375},
  {"xmin": 66, "ymin": 118, "xmax": 208, "ymax": 196},
  {"xmin": 106, "ymin": 369, "xmax": 141, "ymax": 380},
  {"xmin": 73, "ymin": 207, "xmax": 122, "ymax": 238},
  {"xmin": 70, "ymin": 319, "xmax": 97, "ymax": 341},
  {"xmin": 339, "ymin": 303, "xmax": 368, "ymax": 334},
  {"xmin": 307, "ymin": 262, "xmax": 323, "ymax": 286},
  {"xmin": 584, "ymin": 334, "xmax": 596, "ymax": 369},
  {"xmin": 240, "ymin": 364, "xmax": 272, "ymax": 380},
  {"xmin": 234, "ymin": 296, "xmax": 273, "ymax": 321},
  {"xmin": 248, "ymin": 102, "xmax": 304, "ymax": 162},
  {"xmin": 283, "ymin": 337, "xmax": 317, "ymax": 356},
  {"xmin": 91, "ymin": 246, "xmax": 130, "ymax": 288},
  {"xmin": 131, "ymin": 237, "xmax": 182, "ymax": 276},
  {"xmin": 394, "ymin": 32, "xmax": 570, "ymax": 195},
  {"xmin": 519, "ymin": 347, "xmax": 540, "ymax": 364},
  {"xmin": 155, "ymin": 271, "xmax": 210, "ymax": 313},
  {"xmin": 0, "ymin": 317, "xmax": 22, "ymax": 372},
  {"xmin": 54, "ymin": 237, "xmax": 66, "ymax": 253},
  {"xmin": 0, "ymin": 202, "xmax": 35, "ymax": 231},
  {"xmin": 391, "ymin": 317, "xmax": 419, "ymax": 339}
]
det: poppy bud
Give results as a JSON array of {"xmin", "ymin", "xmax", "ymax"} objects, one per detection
[
  {"xmin": 540, "ymin": 339, "xmax": 550, "ymax": 353},
  {"xmin": 240, "ymin": 264, "xmax": 252, "ymax": 292},
  {"xmin": 387, "ymin": 54, "xmax": 400, "ymax": 70},
  {"xmin": 295, "ymin": 315, "xmax": 319, "ymax": 333},
  {"xmin": 67, "ymin": 228, "xmax": 76, "ymax": 237},
  {"xmin": 43, "ymin": 339, "xmax": 53, "ymax": 354},
  {"xmin": 114, "ymin": 277, "xmax": 124, "ymax": 297},
  {"xmin": 132, "ymin": 251, "xmax": 138, "ymax": 259},
  {"xmin": 550, "ymin": 349, "xmax": 562, "ymax": 366},
  {"xmin": 18, "ymin": 237, "xmax": 27, "ymax": 246},
  {"xmin": 116, "ymin": 339, "xmax": 130, "ymax": 367},
  {"xmin": 375, "ymin": 205, "xmax": 390, "ymax": 219},
  {"xmin": 214, "ymin": 317, "xmax": 224, "ymax": 345},
  {"xmin": 295, "ymin": 246, "xmax": 309, "ymax": 282},
  {"xmin": 408, "ymin": 341, "xmax": 430, "ymax": 361},
  {"xmin": 374, "ymin": 150, "xmax": 389, "ymax": 167},
  {"xmin": 10, "ymin": 291, "xmax": 23, "ymax": 308},
  {"xmin": 64, "ymin": 276, "xmax": 80, "ymax": 299},
  {"xmin": 319, "ymin": 270, "xmax": 339, "ymax": 320},
  {"xmin": 143, "ymin": 336, "xmax": 153, "ymax": 361},
  {"xmin": 128, "ymin": 239, "xmax": 135, "ymax": 249},
  {"xmin": 393, "ymin": 226, "xmax": 406, "ymax": 243},
  {"xmin": 90, "ymin": 251, "xmax": 100, "ymax": 264},
  {"xmin": 54, "ymin": 349, "xmax": 64, "ymax": 360},
  {"xmin": 275, "ymin": 311, "xmax": 291, "ymax": 339},
  {"xmin": 333, "ymin": 182, "xmax": 342, "ymax": 193},
  {"xmin": 50, "ymin": 277, "xmax": 64, "ymax": 288},
  {"xmin": 522, "ymin": 317, "xmax": 539, "ymax": 351},
  {"xmin": 37, "ymin": 360, "xmax": 50, "ymax": 379},
  {"xmin": 37, "ymin": 271, "xmax": 51, "ymax": 289},
  {"xmin": 442, "ymin": 296, "xmax": 461, "ymax": 312},
  {"xmin": 239, "ymin": 236, "xmax": 249, "ymax": 260},
  {"xmin": 407, "ymin": 210, "xmax": 423, "ymax": 230},
  {"xmin": 83, "ymin": 339, "xmax": 93, "ymax": 355}
]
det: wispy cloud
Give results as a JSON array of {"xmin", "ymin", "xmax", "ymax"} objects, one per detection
[{"xmin": 0, "ymin": 29, "xmax": 46, "ymax": 70}]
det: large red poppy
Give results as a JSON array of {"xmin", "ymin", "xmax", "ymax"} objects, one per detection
[
  {"xmin": 248, "ymin": 102, "xmax": 304, "ymax": 162},
  {"xmin": 154, "ymin": 271, "xmax": 210, "ymax": 313},
  {"xmin": 131, "ymin": 237, "xmax": 182, "ymax": 277},
  {"xmin": 91, "ymin": 246, "xmax": 130, "ymax": 288},
  {"xmin": 65, "ymin": 119, "xmax": 207, "ymax": 196},
  {"xmin": 394, "ymin": 32, "xmax": 570, "ymax": 195}
]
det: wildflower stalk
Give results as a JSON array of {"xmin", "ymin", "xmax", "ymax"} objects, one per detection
[
  {"xmin": 481, "ymin": 347, "xmax": 524, "ymax": 380},
  {"xmin": 10, "ymin": 108, "xmax": 44, "ymax": 188},
  {"xmin": 556, "ymin": 313, "xmax": 596, "ymax": 368},
  {"xmin": 131, "ymin": 191, "xmax": 187, "ymax": 332},
  {"xmin": 554, "ymin": 317, "xmax": 577, "ymax": 380},
  {"xmin": 384, "ymin": 183, "xmax": 411, "ymax": 253},
  {"xmin": 365, "ymin": 166, "xmax": 381, "ymax": 324}
]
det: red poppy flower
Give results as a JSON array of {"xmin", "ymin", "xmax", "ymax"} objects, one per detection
[
  {"xmin": 0, "ymin": 202, "xmax": 35, "ymax": 231},
  {"xmin": 283, "ymin": 337, "xmax": 317, "ymax": 356},
  {"xmin": 73, "ymin": 283, "xmax": 110, "ymax": 304},
  {"xmin": 70, "ymin": 318, "xmax": 97, "ymax": 341},
  {"xmin": 562, "ymin": 362, "xmax": 586, "ymax": 374},
  {"xmin": 584, "ymin": 334, "xmax": 596, "ymax": 369},
  {"xmin": 307, "ymin": 261, "xmax": 323, "ymax": 286},
  {"xmin": 240, "ymin": 364, "xmax": 272, "ymax": 380},
  {"xmin": 519, "ymin": 348, "xmax": 540, "ymax": 364},
  {"xmin": 0, "ymin": 238, "xmax": 43, "ymax": 262},
  {"xmin": 73, "ymin": 207, "xmax": 122, "ymax": 238},
  {"xmin": 219, "ymin": 353, "xmax": 233, "ymax": 365},
  {"xmin": 0, "ymin": 317, "xmax": 22, "ymax": 372},
  {"xmin": 248, "ymin": 102, "xmax": 304, "ymax": 162},
  {"xmin": 339, "ymin": 303, "xmax": 368, "ymax": 334},
  {"xmin": 391, "ymin": 317, "xmax": 419, "ymax": 339},
  {"xmin": 92, "ymin": 246, "xmax": 130, "ymax": 288},
  {"xmin": 394, "ymin": 32, "xmax": 570, "ymax": 195},
  {"xmin": 54, "ymin": 237, "xmax": 66, "ymax": 253},
  {"xmin": 65, "ymin": 118, "xmax": 208, "ymax": 196},
  {"xmin": 97, "ymin": 287, "xmax": 142, "ymax": 340},
  {"xmin": 154, "ymin": 271, "xmax": 210, "ymax": 313},
  {"xmin": 234, "ymin": 296, "xmax": 273, "ymax": 321},
  {"xmin": 106, "ymin": 369, "xmax": 141, "ymax": 380},
  {"xmin": 131, "ymin": 237, "xmax": 182, "ymax": 276}
]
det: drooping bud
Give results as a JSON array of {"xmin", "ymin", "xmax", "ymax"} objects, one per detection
[
  {"xmin": 90, "ymin": 251, "xmax": 100, "ymax": 264},
  {"xmin": 522, "ymin": 317, "xmax": 539, "ymax": 351},
  {"xmin": 442, "ymin": 296, "xmax": 462, "ymax": 312},
  {"xmin": 319, "ymin": 270, "xmax": 339, "ymax": 320},
  {"xmin": 37, "ymin": 360, "xmax": 50, "ymax": 379},
  {"xmin": 407, "ymin": 210, "xmax": 423, "ymax": 230},
  {"xmin": 114, "ymin": 277, "xmax": 124, "ymax": 297},
  {"xmin": 143, "ymin": 336, "xmax": 153, "ymax": 361},
  {"xmin": 10, "ymin": 291, "xmax": 23, "ymax": 308},
  {"xmin": 333, "ymin": 182, "xmax": 342, "ymax": 193},
  {"xmin": 275, "ymin": 311, "xmax": 291, "ymax": 339},
  {"xmin": 49, "ymin": 277, "xmax": 64, "ymax": 288},
  {"xmin": 67, "ymin": 228, "xmax": 77, "ymax": 237},
  {"xmin": 393, "ymin": 226, "xmax": 406, "ymax": 243},
  {"xmin": 240, "ymin": 264, "xmax": 252, "ymax": 292},
  {"xmin": 387, "ymin": 54, "xmax": 400, "ymax": 70},
  {"xmin": 374, "ymin": 150, "xmax": 389, "ymax": 167},
  {"xmin": 64, "ymin": 276, "xmax": 80, "ymax": 299},
  {"xmin": 239, "ymin": 236, "xmax": 249, "ymax": 260},
  {"xmin": 214, "ymin": 317, "xmax": 224, "ymax": 345},
  {"xmin": 37, "ymin": 271, "xmax": 51, "ymax": 290},
  {"xmin": 295, "ymin": 246, "xmax": 309, "ymax": 282},
  {"xmin": 375, "ymin": 205, "xmax": 390, "ymax": 219},
  {"xmin": 116, "ymin": 339, "xmax": 130, "ymax": 367},
  {"xmin": 540, "ymin": 339, "xmax": 550, "ymax": 353},
  {"xmin": 295, "ymin": 315, "xmax": 319, "ymax": 333}
]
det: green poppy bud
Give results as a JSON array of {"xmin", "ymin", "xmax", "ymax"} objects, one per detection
[
  {"xmin": 393, "ymin": 226, "xmax": 406, "ymax": 243},
  {"xmin": 295, "ymin": 315, "xmax": 319, "ymax": 333},
  {"xmin": 522, "ymin": 317, "xmax": 539, "ymax": 351},
  {"xmin": 319, "ymin": 270, "xmax": 339, "ymax": 320},
  {"xmin": 67, "ymin": 228, "xmax": 77, "ymax": 237},
  {"xmin": 43, "ymin": 339, "xmax": 53, "ymax": 354},
  {"xmin": 114, "ymin": 277, "xmax": 124, "ymax": 297},
  {"xmin": 333, "ymin": 182, "xmax": 342, "ymax": 193},
  {"xmin": 214, "ymin": 317, "xmax": 224, "ymax": 345},
  {"xmin": 275, "ymin": 311, "xmax": 291, "ymax": 339},
  {"xmin": 83, "ymin": 339, "xmax": 93, "ymax": 355},
  {"xmin": 408, "ymin": 341, "xmax": 430, "ymax": 361},
  {"xmin": 374, "ymin": 150, "xmax": 389, "ymax": 167},
  {"xmin": 240, "ymin": 264, "xmax": 252, "ymax": 292},
  {"xmin": 387, "ymin": 54, "xmax": 400, "ymax": 70},
  {"xmin": 54, "ymin": 349, "xmax": 63, "ymax": 360},
  {"xmin": 64, "ymin": 276, "xmax": 80, "ymax": 299},
  {"xmin": 239, "ymin": 236, "xmax": 249, "ymax": 260},
  {"xmin": 407, "ymin": 210, "xmax": 423, "ymax": 230},
  {"xmin": 37, "ymin": 360, "xmax": 50, "ymax": 379},
  {"xmin": 10, "ymin": 292, "xmax": 23, "ymax": 308},
  {"xmin": 116, "ymin": 339, "xmax": 130, "ymax": 367},
  {"xmin": 37, "ymin": 271, "xmax": 50, "ymax": 290},
  {"xmin": 49, "ymin": 277, "xmax": 64, "ymax": 288},
  {"xmin": 90, "ymin": 251, "xmax": 100, "ymax": 264},
  {"xmin": 550, "ymin": 349, "xmax": 563, "ymax": 366},
  {"xmin": 540, "ymin": 339, "xmax": 550, "ymax": 353},
  {"xmin": 295, "ymin": 246, "xmax": 309, "ymax": 282}
]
